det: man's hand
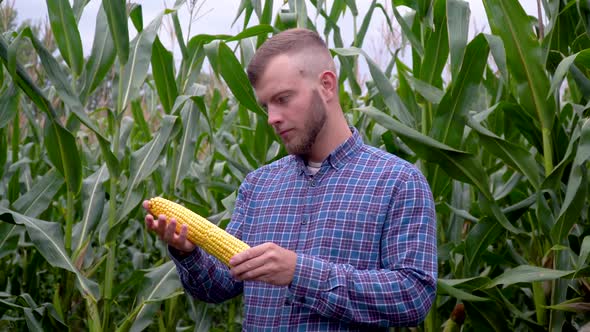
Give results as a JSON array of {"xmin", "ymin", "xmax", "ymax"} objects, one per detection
[
  {"xmin": 143, "ymin": 200, "xmax": 196, "ymax": 254},
  {"xmin": 229, "ymin": 242, "xmax": 297, "ymax": 286}
]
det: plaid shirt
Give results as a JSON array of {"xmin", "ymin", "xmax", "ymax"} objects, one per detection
[{"xmin": 171, "ymin": 128, "xmax": 437, "ymax": 331}]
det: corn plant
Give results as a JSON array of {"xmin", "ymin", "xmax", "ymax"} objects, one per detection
[{"xmin": 0, "ymin": 0, "xmax": 589, "ymax": 331}]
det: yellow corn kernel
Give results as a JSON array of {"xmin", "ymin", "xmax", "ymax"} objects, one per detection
[{"xmin": 147, "ymin": 197, "xmax": 250, "ymax": 266}]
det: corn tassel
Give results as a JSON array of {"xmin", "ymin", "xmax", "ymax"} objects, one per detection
[{"xmin": 147, "ymin": 197, "xmax": 250, "ymax": 266}]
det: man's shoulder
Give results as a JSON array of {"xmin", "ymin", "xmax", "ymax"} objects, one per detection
[
  {"xmin": 246, "ymin": 155, "xmax": 297, "ymax": 182},
  {"xmin": 357, "ymin": 144, "xmax": 414, "ymax": 169}
]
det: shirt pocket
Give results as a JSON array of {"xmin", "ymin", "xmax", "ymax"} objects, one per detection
[{"xmin": 311, "ymin": 211, "xmax": 382, "ymax": 269}]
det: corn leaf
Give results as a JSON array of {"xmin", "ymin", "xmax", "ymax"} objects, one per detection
[
  {"xmin": 151, "ymin": 37, "xmax": 178, "ymax": 114},
  {"xmin": 467, "ymin": 116, "xmax": 541, "ymax": 190},
  {"xmin": 419, "ymin": 0, "xmax": 448, "ymax": 88},
  {"xmin": 117, "ymin": 14, "xmax": 163, "ymax": 113},
  {"xmin": 487, "ymin": 265, "xmax": 574, "ymax": 287},
  {"xmin": 80, "ymin": 4, "xmax": 116, "ymax": 103},
  {"xmin": 73, "ymin": 165, "xmax": 108, "ymax": 252},
  {"xmin": 46, "ymin": 0, "xmax": 84, "ymax": 76},
  {"xmin": 552, "ymin": 119, "xmax": 590, "ymax": 242},
  {"xmin": 0, "ymin": 84, "xmax": 18, "ymax": 129},
  {"xmin": 430, "ymin": 33, "xmax": 489, "ymax": 147},
  {"xmin": 102, "ymin": 0, "xmax": 129, "ymax": 65},
  {"xmin": 12, "ymin": 169, "xmax": 64, "ymax": 218},
  {"xmin": 446, "ymin": 0, "xmax": 470, "ymax": 79},
  {"xmin": 174, "ymin": 102, "xmax": 200, "ymax": 189},
  {"xmin": 129, "ymin": 261, "xmax": 182, "ymax": 332},
  {"xmin": 483, "ymin": 0, "xmax": 556, "ymax": 172},
  {"xmin": 438, "ymin": 280, "xmax": 489, "ymax": 302},
  {"xmin": 205, "ymin": 41, "xmax": 265, "ymax": 116},
  {"xmin": 44, "ymin": 120, "xmax": 82, "ymax": 195},
  {"xmin": 334, "ymin": 47, "xmax": 414, "ymax": 126},
  {"xmin": 0, "ymin": 208, "xmax": 100, "ymax": 300}
]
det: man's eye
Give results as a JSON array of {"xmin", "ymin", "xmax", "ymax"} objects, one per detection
[{"xmin": 277, "ymin": 96, "xmax": 289, "ymax": 104}]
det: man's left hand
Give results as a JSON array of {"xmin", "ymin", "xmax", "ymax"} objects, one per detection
[{"xmin": 229, "ymin": 242, "xmax": 297, "ymax": 286}]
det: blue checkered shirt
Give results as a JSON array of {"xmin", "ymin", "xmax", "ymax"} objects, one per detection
[{"xmin": 170, "ymin": 128, "xmax": 437, "ymax": 331}]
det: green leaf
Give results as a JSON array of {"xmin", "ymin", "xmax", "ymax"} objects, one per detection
[
  {"xmin": 205, "ymin": 41, "xmax": 265, "ymax": 116},
  {"xmin": 467, "ymin": 116, "xmax": 541, "ymax": 189},
  {"xmin": 125, "ymin": 115, "xmax": 180, "ymax": 203},
  {"xmin": 438, "ymin": 279, "xmax": 489, "ymax": 301},
  {"xmin": 401, "ymin": 74, "xmax": 444, "ymax": 104},
  {"xmin": 545, "ymin": 298, "xmax": 590, "ymax": 313},
  {"xmin": 174, "ymin": 102, "xmax": 200, "ymax": 189},
  {"xmin": 552, "ymin": 118, "xmax": 590, "ymax": 242},
  {"xmin": 118, "ymin": 13, "xmax": 163, "ymax": 113},
  {"xmin": 72, "ymin": 0, "xmax": 90, "ymax": 21},
  {"xmin": 80, "ymin": 4, "xmax": 116, "ymax": 103},
  {"xmin": 0, "ymin": 36, "xmax": 56, "ymax": 118},
  {"xmin": 353, "ymin": 0, "xmax": 376, "ymax": 48},
  {"xmin": 333, "ymin": 47, "xmax": 414, "ymax": 126},
  {"xmin": 73, "ymin": 165, "xmax": 108, "ymax": 252},
  {"xmin": 129, "ymin": 3, "xmax": 143, "ymax": 31},
  {"xmin": 46, "ymin": 0, "xmax": 84, "ymax": 76},
  {"xmin": 548, "ymin": 49, "xmax": 590, "ymax": 98},
  {"xmin": 171, "ymin": 12, "xmax": 187, "ymax": 59},
  {"xmin": 430, "ymin": 34, "xmax": 489, "ymax": 148},
  {"xmin": 446, "ymin": 0, "xmax": 470, "ymax": 79},
  {"xmin": 392, "ymin": 5, "xmax": 424, "ymax": 57},
  {"xmin": 484, "ymin": 34, "xmax": 508, "ymax": 82},
  {"xmin": 12, "ymin": 169, "xmax": 64, "ymax": 218},
  {"xmin": 483, "ymin": 0, "xmax": 555, "ymax": 172},
  {"xmin": 0, "ymin": 84, "xmax": 18, "ymax": 129},
  {"xmin": 44, "ymin": 120, "xmax": 83, "ymax": 195},
  {"xmin": 577, "ymin": 235, "xmax": 590, "ymax": 269},
  {"xmin": 128, "ymin": 261, "xmax": 183, "ymax": 332},
  {"xmin": 103, "ymin": 0, "xmax": 129, "ymax": 64},
  {"xmin": 463, "ymin": 301, "xmax": 511, "ymax": 331},
  {"xmin": 0, "ymin": 223, "xmax": 21, "ymax": 260},
  {"xmin": 0, "ymin": 208, "xmax": 100, "ymax": 301},
  {"xmin": 465, "ymin": 218, "xmax": 504, "ymax": 270},
  {"xmin": 419, "ymin": 0, "xmax": 448, "ymax": 88},
  {"xmin": 151, "ymin": 37, "xmax": 178, "ymax": 114},
  {"xmin": 293, "ymin": 0, "xmax": 308, "ymax": 28},
  {"xmin": 357, "ymin": 106, "xmax": 485, "ymax": 196},
  {"xmin": 487, "ymin": 265, "xmax": 573, "ymax": 287}
]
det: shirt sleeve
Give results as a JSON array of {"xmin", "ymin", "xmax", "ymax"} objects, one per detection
[
  {"xmin": 168, "ymin": 179, "xmax": 253, "ymax": 303},
  {"xmin": 286, "ymin": 169, "xmax": 437, "ymax": 326}
]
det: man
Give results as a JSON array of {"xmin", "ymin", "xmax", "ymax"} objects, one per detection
[{"xmin": 144, "ymin": 28, "xmax": 437, "ymax": 330}]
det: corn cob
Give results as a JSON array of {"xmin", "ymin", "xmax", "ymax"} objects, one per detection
[{"xmin": 147, "ymin": 197, "xmax": 250, "ymax": 266}]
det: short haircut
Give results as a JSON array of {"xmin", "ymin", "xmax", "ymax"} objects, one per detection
[{"xmin": 247, "ymin": 28, "xmax": 334, "ymax": 87}]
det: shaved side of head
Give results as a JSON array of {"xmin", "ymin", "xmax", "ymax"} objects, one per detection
[{"xmin": 247, "ymin": 28, "xmax": 337, "ymax": 88}]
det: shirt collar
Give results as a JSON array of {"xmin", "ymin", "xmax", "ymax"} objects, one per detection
[{"xmin": 294, "ymin": 126, "xmax": 363, "ymax": 175}]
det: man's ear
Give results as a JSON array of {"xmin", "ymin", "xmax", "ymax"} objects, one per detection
[{"xmin": 318, "ymin": 71, "xmax": 338, "ymax": 101}]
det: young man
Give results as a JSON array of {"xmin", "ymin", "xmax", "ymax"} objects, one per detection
[{"xmin": 144, "ymin": 28, "xmax": 437, "ymax": 330}]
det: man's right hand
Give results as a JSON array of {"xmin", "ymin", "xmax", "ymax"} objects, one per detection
[{"xmin": 143, "ymin": 200, "xmax": 197, "ymax": 254}]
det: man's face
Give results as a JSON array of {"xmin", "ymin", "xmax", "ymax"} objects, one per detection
[{"xmin": 254, "ymin": 55, "xmax": 327, "ymax": 157}]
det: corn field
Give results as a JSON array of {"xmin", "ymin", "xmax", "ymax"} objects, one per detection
[{"xmin": 0, "ymin": 0, "xmax": 589, "ymax": 331}]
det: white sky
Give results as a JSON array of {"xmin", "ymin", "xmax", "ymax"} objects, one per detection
[{"xmin": 13, "ymin": 0, "xmax": 539, "ymax": 70}]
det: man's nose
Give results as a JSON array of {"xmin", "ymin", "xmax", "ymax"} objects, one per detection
[{"xmin": 266, "ymin": 107, "xmax": 282, "ymax": 125}]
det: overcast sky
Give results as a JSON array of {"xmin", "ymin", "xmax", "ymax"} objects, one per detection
[{"xmin": 13, "ymin": 0, "xmax": 539, "ymax": 69}]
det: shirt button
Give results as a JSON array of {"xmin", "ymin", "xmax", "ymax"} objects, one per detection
[{"xmin": 310, "ymin": 180, "xmax": 317, "ymax": 187}]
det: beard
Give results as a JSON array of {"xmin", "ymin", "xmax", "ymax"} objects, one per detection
[{"xmin": 284, "ymin": 89, "xmax": 327, "ymax": 157}]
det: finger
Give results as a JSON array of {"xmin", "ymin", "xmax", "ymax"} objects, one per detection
[
  {"xmin": 154, "ymin": 215, "xmax": 169, "ymax": 236},
  {"xmin": 145, "ymin": 214, "xmax": 155, "ymax": 230},
  {"xmin": 229, "ymin": 243, "xmax": 268, "ymax": 266},
  {"xmin": 230, "ymin": 255, "xmax": 267, "ymax": 278},
  {"xmin": 233, "ymin": 262, "xmax": 272, "ymax": 281},
  {"xmin": 178, "ymin": 223, "xmax": 189, "ymax": 241},
  {"xmin": 142, "ymin": 200, "xmax": 150, "ymax": 211},
  {"xmin": 162, "ymin": 218, "xmax": 177, "ymax": 243}
]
